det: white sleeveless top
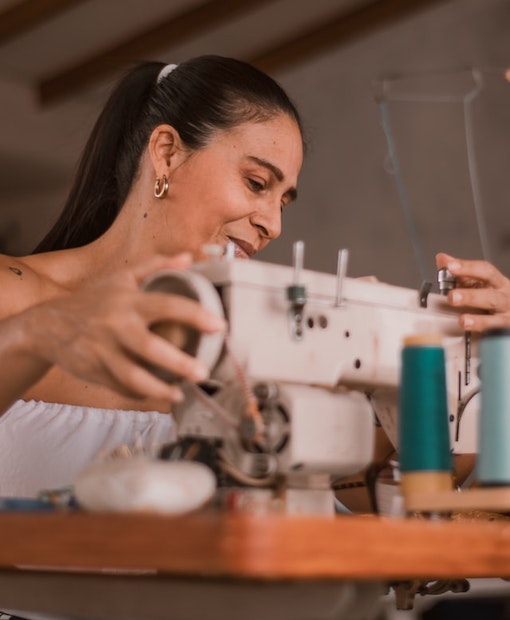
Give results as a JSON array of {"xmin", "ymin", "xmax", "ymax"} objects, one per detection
[{"xmin": 0, "ymin": 400, "xmax": 175, "ymax": 498}]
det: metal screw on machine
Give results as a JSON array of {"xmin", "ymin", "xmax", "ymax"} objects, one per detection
[
  {"xmin": 253, "ymin": 382, "xmax": 279, "ymax": 403},
  {"xmin": 286, "ymin": 240, "xmax": 307, "ymax": 340}
]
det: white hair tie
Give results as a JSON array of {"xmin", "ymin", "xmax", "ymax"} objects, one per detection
[{"xmin": 157, "ymin": 63, "xmax": 178, "ymax": 83}]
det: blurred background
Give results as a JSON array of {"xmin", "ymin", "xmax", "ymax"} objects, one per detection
[{"xmin": 0, "ymin": 0, "xmax": 509, "ymax": 288}]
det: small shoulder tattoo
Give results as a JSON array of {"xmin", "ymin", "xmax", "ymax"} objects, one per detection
[{"xmin": 8, "ymin": 266, "xmax": 23, "ymax": 277}]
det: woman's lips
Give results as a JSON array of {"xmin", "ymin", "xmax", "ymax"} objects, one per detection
[{"xmin": 227, "ymin": 238, "xmax": 255, "ymax": 259}]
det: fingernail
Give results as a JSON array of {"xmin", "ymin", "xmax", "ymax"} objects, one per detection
[
  {"xmin": 448, "ymin": 261, "xmax": 461, "ymax": 273},
  {"xmin": 191, "ymin": 363, "xmax": 210, "ymax": 382},
  {"xmin": 462, "ymin": 316, "xmax": 474, "ymax": 328},
  {"xmin": 451, "ymin": 291, "xmax": 463, "ymax": 304},
  {"xmin": 209, "ymin": 316, "xmax": 227, "ymax": 330}
]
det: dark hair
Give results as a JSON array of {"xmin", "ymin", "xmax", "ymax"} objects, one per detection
[{"xmin": 34, "ymin": 55, "xmax": 304, "ymax": 252}]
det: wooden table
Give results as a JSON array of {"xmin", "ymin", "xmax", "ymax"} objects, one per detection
[{"xmin": 0, "ymin": 511, "xmax": 509, "ymax": 619}]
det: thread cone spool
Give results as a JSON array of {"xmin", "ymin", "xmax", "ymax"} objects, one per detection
[
  {"xmin": 477, "ymin": 328, "xmax": 510, "ymax": 486},
  {"xmin": 398, "ymin": 334, "xmax": 453, "ymax": 506}
]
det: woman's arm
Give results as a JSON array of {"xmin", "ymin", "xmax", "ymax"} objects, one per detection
[
  {"xmin": 436, "ymin": 252, "xmax": 510, "ymax": 331},
  {"xmin": 0, "ymin": 253, "xmax": 225, "ymax": 414}
]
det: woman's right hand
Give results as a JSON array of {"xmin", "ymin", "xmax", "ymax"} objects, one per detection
[{"xmin": 20, "ymin": 253, "xmax": 226, "ymax": 404}]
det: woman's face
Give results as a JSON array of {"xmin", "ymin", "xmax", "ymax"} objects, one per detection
[{"xmin": 163, "ymin": 113, "xmax": 303, "ymax": 260}]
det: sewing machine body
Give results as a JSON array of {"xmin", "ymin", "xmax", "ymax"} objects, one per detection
[{"xmin": 169, "ymin": 257, "xmax": 479, "ymax": 506}]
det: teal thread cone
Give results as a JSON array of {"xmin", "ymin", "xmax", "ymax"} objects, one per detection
[
  {"xmin": 399, "ymin": 339, "xmax": 452, "ymax": 474},
  {"xmin": 478, "ymin": 328, "xmax": 510, "ymax": 485}
]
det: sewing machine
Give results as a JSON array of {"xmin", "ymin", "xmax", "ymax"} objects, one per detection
[{"xmin": 145, "ymin": 244, "xmax": 480, "ymax": 515}]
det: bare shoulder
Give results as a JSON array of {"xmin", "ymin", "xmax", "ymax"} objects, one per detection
[{"xmin": 0, "ymin": 254, "xmax": 50, "ymax": 317}]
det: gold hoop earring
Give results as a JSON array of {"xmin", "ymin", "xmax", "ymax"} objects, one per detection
[{"xmin": 154, "ymin": 175, "xmax": 169, "ymax": 199}]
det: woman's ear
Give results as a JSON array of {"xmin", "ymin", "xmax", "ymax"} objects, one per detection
[{"xmin": 148, "ymin": 124, "xmax": 183, "ymax": 175}]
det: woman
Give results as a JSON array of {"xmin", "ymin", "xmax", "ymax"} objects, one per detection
[{"xmin": 0, "ymin": 56, "xmax": 304, "ymax": 497}]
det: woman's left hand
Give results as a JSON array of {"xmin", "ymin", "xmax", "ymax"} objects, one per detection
[{"xmin": 436, "ymin": 252, "xmax": 510, "ymax": 331}]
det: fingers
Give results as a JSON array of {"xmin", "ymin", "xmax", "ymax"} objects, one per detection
[
  {"xmin": 140, "ymin": 292, "xmax": 226, "ymax": 333},
  {"xmin": 103, "ymin": 348, "xmax": 188, "ymax": 403},
  {"xmin": 436, "ymin": 253, "xmax": 508, "ymax": 289},
  {"xmin": 63, "ymin": 292, "xmax": 223, "ymax": 390},
  {"xmin": 119, "ymin": 326, "xmax": 213, "ymax": 385},
  {"xmin": 93, "ymin": 349, "xmax": 187, "ymax": 404},
  {"xmin": 102, "ymin": 286, "xmax": 226, "ymax": 390},
  {"xmin": 447, "ymin": 287, "xmax": 509, "ymax": 314},
  {"xmin": 435, "ymin": 252, "xmax": 453, "ymax": 269},
  {"xmin": 437, "ymin": 252, "xmax": 510, "ymax": 332},
  {"xmin": 120, "ymin": 293, "xmax": 226, "ymax": 385},
  {"xmin": 456, "ymin": 311, "xmax": 510, "ymax": 333}
]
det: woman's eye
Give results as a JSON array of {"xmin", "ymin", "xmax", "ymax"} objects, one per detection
[{"xmin": 248, "ymin": 178, "xmax": 265, "ymax": 192}]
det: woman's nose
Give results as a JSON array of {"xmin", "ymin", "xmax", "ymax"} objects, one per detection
[{"xmin": 251, "ymin": 204, "xmax": 281, "ymax": 240}]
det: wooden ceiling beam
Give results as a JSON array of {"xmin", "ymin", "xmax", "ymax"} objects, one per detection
[
  {"xmin": 248, "ymin": 0, "xmax": 453, "ymax": 74},
  {"xmin": 38, "ymin": 0, "xmax": 274, "ymax": 106},
  {"xmin": 37, "ymin": 0, "xmax": 453, "ymax": 106},
  {"xmin": 0, "ymin": 0, "xmax": 86, "ymax": 45}
]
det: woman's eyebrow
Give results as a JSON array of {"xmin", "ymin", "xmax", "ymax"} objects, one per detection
[{"xmin": 247, "ymin": 155, "xmax": 298, "ymax": 201}]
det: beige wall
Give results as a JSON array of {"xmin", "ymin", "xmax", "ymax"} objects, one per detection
[
  {"xmin": 1, "ymin": 0, "xmax": 509, "ymax": 290},
  {"xmin": 261, "ymin": 0, "xmax": 510, "ymax": 288}
]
